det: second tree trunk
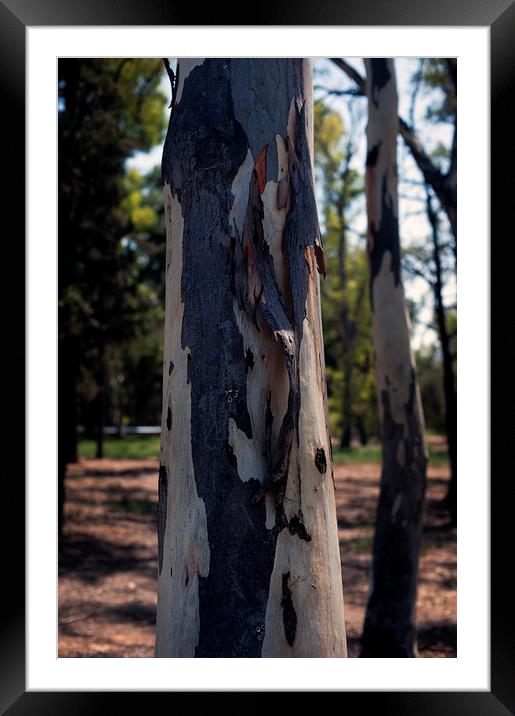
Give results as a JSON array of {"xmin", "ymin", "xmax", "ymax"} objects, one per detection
[{"xmin": 361, "ymin": 59, "xmax": 428, "ymax": 658}]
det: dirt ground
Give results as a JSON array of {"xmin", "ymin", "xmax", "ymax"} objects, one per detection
[{"xmin": 59, "ymin": 451, "xmax": 456, "ymax": 658}]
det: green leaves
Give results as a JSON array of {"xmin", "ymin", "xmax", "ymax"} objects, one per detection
[{"xmin": 59, "ymin": 59, "xmax": 168, "ymax": 429}]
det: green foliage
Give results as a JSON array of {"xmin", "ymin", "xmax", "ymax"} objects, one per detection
[
  {"xmin": 59, "ymin": 59, "xmax": 168, "ymax": 436},
  {"xmin": 78, "ymin": 434, "xmax": 448, "ymax": 465},
  {"xmin": 412, "ymin": 58, "xmax": 456, "ymax": 125},
  {"xmin": 332, "ymin": 438, "xmax": 449, "ymax": 467},
  {"xmin": 79, "ymin": 435, "xmax": 160, "ymax": 460},
  {"xmin": 314, "ymin": 100, "xmax": 378, "ymax": 445}
]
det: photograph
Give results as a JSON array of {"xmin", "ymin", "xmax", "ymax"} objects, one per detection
[
  {"xmin": 4, "ymin": 0, "xmax": 506, "ymax": 705},
  {"xmin": 57, "ymin": 56, "xmax": 457, "ymax": 660}
]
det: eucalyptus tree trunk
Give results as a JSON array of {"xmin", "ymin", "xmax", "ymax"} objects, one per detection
[
  {"xmin": 361, "ymin": 59, "xmax": 428, "ymax": 658},
  {"xmin": 155, "ymin": 58, "xmax": 346, "ymax": 658}
]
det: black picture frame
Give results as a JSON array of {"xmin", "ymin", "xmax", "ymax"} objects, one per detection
[{"xmin": 2, "ymin": 0, "xmax": 512, "ymax": 712}]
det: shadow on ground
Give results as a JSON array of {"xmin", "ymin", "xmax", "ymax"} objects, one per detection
[{"xmin": 59, "ymin": 457, "xmax": 456, "ymax": 658}]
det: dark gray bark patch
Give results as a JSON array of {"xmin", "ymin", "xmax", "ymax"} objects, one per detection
[
  {"xmin": 366, "ymin": 142, "xmax": 381, "ymax": 167},
  {"xmin": 226, "ymin": 442, "xmax": 237, "ymax": 470},
  {"xmin": 157, "ymin": 465, "xmax": 167, "ymax": 575},
  {"xmin": 369, "ymin": 175, "xmax": 401, "ymax": 310},
  {"xmin": 281, "ymin": 572, "xmax": 297, "ymax": 646},
  {"xmin": 315, "ymin": 447, "xmax": 327, "ymax": 474},
  {"xmin": 314, "ymin": 243, "xmax": 326, "ymax": 278},
  {"xmin": 166, "ymin": 406, "xmax": 172, "ymax": 431},
  {"xmin": 273, "ymin": 504, "xmax": 311, "ymax": 542},
  {"xmin": 230, "ymin": 59, "xmax": 295, "ymax": 163},
  {"xmin": 288, "ymin": 514, "xmax": 312, "ymax": 542},
  {"xmin": 234, "ymin": 396, "xmax": 253, "ymax": 439},
  {"xmin": 274, "ymin": 502, "xmax": 289, "ymax": 535},
  {"xmin": 245, "ymin": 348, "xmax": 254, "ymax": 371},
  {"xmin": 283, "ymin": 102, "xmax": 321, "ymax": 318},
  {"xmin": 168, "ymin": 361, "xmax": 174, "ymax": 376},
  {"xmin": 369, "ymin": 59, "xmax": 391, "ymax": 107}
]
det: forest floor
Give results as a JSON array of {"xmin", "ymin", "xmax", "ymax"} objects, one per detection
[{"xmin": 59, "ymin": 436, "xmax": 456, "ymax": 658}]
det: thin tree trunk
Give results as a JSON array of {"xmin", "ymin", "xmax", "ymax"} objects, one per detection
[
  {"xmin": 427, "ymin": 192, "xmax": 457, "ymax": 526},
  {"xmin": 356, "ymin": 415, "xmax": 368, "ymax": 446},
  {"xmin": 58, "ymin": 341, "xmax": 78, "ymax": 536},
  {"xmin": 361, "ymin": 59, "xmax": 428, "ymax": 658},
  {"xmin": 155, "ymin": 58, "xmax": 346, "ymax": 658},
  {"xmin": 340, "ymin": 348, "xmax": 354, "ymax": 449},
  {"xmin": 95, "ymin": 357, "xmax": 107, "ymax": 460}
]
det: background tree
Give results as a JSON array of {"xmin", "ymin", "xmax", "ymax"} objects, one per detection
[
  {"xmin": 155, "ymin": 58, "xmax": 347, "ymax": 658},
  {"xmin": 327, "ymin": 57, "xmax": 457, "ymax": 523},
  {"xmin": 360, "ymin": 59, "xmax": 428, "ymax": 657},
  {"xmin": 400, "ymin": 58, "xmax": 457, "ymax": 522},
  {"xmin": 314, "ymin": 100, "xmax": 377, "ymax": 448},
  {"xmin": 404, "ymin": 188, "xmax": 457, "ymax": 524},
  {"xmin": 58, "ymin": 59, "xmax": 167, "ymax": 530}
]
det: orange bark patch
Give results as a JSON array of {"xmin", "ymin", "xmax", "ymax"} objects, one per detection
[
  {"xmin": 255, "ymin": 145, "xmax": 268, "ymax": 194},
  {"xmin": 303, "ymin": 245, "xmax": 314, "ymax": 276}
]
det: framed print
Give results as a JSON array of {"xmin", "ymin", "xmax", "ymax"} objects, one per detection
[{"xmin": 2, "ymin": 0, "xmax": 512, "ymax": 711}]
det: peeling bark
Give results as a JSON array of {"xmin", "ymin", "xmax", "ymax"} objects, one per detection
[
  {"xmin": 156, "ymin": 59, "xmax": 346, "ymax": 658},
  {"xmin": 361, "ymin": 60, "xmax": 428, "ymax": 658}
]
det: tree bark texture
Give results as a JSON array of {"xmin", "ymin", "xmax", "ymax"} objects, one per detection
[
  {"xmin": 361, "ymin": 59, "xmax": 428, "ymax": 658},
  {"xmin": 155, "ymin": 59, "xmax": 346, "ymax": 658}
]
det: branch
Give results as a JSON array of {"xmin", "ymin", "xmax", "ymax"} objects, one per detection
[
  {"xmin": 314, "ymin": 85, "xmax": 362, "ymax": 98},
  {"xmin": 398, "ymin": 118, "xmax": 446, "ymax": 193},
  {"xmin": 330, "ymin": 57, "xmax": 457, "ymax": 241},
  {"xmin": 409, "ymin": 58, "xmax": 425, "ymax": 127},
  {"xmin": 162, "ymin": 58, "xmax": 177, "ymax": 108},
  {"xmin": 329, "ymin": 58, "xmax": 366, "ymax": 95}
]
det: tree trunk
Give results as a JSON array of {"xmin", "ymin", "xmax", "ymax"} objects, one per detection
[
  {"xmin": 58, "ymin": 340, "xmax": 78, "ymax": 536},
  {"xmin": 95, "ymin": 357, "xmax": 107, "ymax": 460},
  {"xmin": 427, "ymin": 193, "xmax": 457, "ymax": 526},
  {"xmin": 155, "ymin": 58, "xmax": 347, "ymax": 658},
  {"xmin": 361, "ymin": 59, "xmax": 428, "ymax": 658},
  {"xmin": 356, "ymin": 415, "xmax": 368, "ymax": 446}
]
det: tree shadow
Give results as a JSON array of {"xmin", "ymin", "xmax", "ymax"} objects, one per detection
[
  {"xmin": 70, "ymin": 466, "xmax": 158, "ymax": 480},
  {"xmin": 59, "ymin": 531, "xmax": 157, "ymax": 583},
  {"xmin": 417, "ymin": 622, "xmax": 457, "ymax": 654}
]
